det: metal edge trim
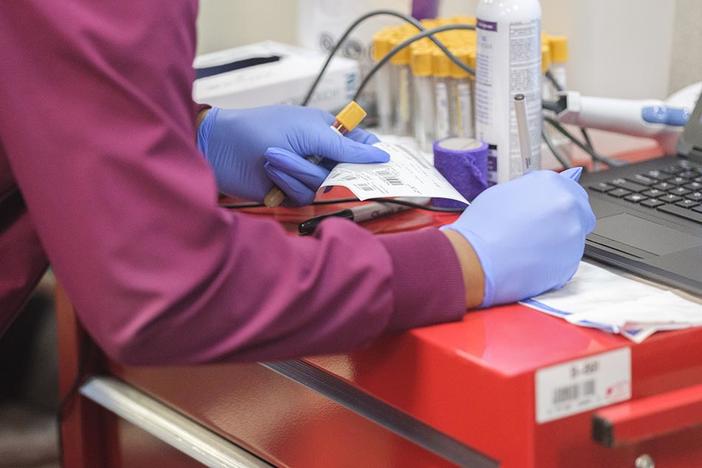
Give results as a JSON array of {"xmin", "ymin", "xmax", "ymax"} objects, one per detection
[
  {"xmin": 80, "ymin": 376, "xmax": 272, "ymax": 468},
  {"xmin": 263, "ymin": 360, "xmax": 499, "ymax": 468}
]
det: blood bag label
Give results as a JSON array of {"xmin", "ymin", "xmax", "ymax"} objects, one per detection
[{"xmin": 535, "ymin": 348, "xmax": 631, "ymax": 424}]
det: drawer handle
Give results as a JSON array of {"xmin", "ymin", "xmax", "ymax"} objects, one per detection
[{"xmin": 593, "ymin": 382, "xmax": 702, "ymax": 447}]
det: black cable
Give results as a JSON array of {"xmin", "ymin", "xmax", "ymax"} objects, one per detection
[
  {"xmin": 220, "ymin": 197, "xmax": 360, "ymax": 209},
  {"xmin": 580, "ymin": 127, "xmax": 595, "ymax": 150},
  {"xmin": 541, "ymin": 99, "xmax": 563, "ymax": 113},
  {"xmin": 544, "ymin": 116, "xmax": 628, "ymax": 167},
  {"xmin": 221, "ymin": 197, "xmax": 465, "ymax": 212},
  {"xmin": 303, "ymin": 10, "xmax": 475, "ymax": 106},
  {"xmin": 544, "ymin": 69, "xmax": 564, "ymax": 93},
  {"xmin": 542, "ymin": 130, "xmax": 573, "ymax": 170},
  {"xmin": 353, "ymin": 24, "xmax": 475, "ymax": 102}
]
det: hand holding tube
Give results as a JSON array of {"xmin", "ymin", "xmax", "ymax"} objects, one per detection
[{"xmin": 197, "ymin": 105, "xmax": 388, "ymax": 206}]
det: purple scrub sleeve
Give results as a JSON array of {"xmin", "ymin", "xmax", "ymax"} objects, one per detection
[{"xmin": 0, "ymin": 1, "xmax": 466, "ymax": 364}]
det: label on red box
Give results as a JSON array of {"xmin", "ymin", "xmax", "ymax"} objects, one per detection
[{"xmin": 535, "ymin": 348, "xmax": 632, "ymax": 424}]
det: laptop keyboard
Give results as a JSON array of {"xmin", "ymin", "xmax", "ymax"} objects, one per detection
[{"xmin": 589, "ymin": 160, "xmax": 702, "ymax": 224}]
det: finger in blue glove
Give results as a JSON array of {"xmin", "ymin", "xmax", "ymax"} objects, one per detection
[
  {"xmin": 263, "ymin": 163, "xmax": 317, "ymax": 206},
  {"xmin": 263, "ymin": 147, "xmax": 330, "ymax": 190}
]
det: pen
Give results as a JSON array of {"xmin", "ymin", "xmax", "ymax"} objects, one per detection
[
  {"xmin": 514, "ymin": 93, "xmax": 532, "ymax": 172},
  {"xmin": 263, "ymin": 101, "xmax": 368, "ymax": 208},
  {"xmin": 299, "ymin": 202, "xmax": 409, "ymax": 235}
]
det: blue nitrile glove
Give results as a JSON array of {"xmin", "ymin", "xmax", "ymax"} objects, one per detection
[
  {"xmin": 197, "ymin": 106, "xmax": 389, "ymax": 205},
  {"xmin": 442, "ymin": 168, "xmax": 596, "ymax": 307}
]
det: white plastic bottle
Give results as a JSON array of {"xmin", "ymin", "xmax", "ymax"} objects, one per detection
[{"xmin": 476, "ymin": 0, "xmax": 542, "ymax": 184}]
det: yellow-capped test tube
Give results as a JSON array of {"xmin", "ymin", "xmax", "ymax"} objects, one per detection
[
  {"xmin": 372, "ymin": 32, "xmax": 394, "ymax": 133},
  {"xmin": 449, "ymin": 48, "xmax": 475, "ymax": 138},
  {"xmin": 432, "ymin": 49, "xmax": 452, "ymax": 140},
  {"xmin": 264, "ymin": 101, "xmax": 368, "ymax": 207},
  {"xmin": 389, "ymin": 34, "xmax": 413, "ymax": 136},
  {"xmin": 411, "ymin": 47, "xmax": 435, "ymax": 151}
]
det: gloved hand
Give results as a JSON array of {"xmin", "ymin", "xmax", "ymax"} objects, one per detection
[
  {"xmin": 197, "ymin": 105, "xmax": 389, "ymax": 205},
  {"xmin": 442, "ymin": 168, "xmax": 596, "ymax": 307}
]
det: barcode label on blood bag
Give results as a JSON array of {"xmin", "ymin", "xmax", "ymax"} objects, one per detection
[{"xmin": 535, "ymin": 348, "xmax": 631, "ymax": 424}]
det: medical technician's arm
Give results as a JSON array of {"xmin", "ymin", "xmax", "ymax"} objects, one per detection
[{"xmin": 0, "ymin": 1, "xmax": 467, "ymax": 364}]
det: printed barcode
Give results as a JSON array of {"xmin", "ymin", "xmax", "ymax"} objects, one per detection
[
  {"xmin": 357, "ymin": 183, "xmax": 374, "ymax": 192},
  {"xmin": 376, "ymin": 169, "xmax": 402, "ymax": 186},
  {"xmin": 553, "ymin": 380, "xmax": 596, "ymax": 404}
]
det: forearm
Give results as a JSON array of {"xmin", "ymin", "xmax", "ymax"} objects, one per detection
[{"xmin": 1, "ymin": 1, "xmax": 470, "ymax": 366}]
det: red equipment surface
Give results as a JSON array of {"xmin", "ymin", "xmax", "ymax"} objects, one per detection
[{"xmin": 57, "ymin": 148, "xmax": 702, "ymax": 467}]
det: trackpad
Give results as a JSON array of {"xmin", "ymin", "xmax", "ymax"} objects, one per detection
[{"xmin": 593, "ymin": 213, "xmax": 702, "ymax": 256}]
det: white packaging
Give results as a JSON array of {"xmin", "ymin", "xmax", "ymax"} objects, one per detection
[
  {"xmin": 475, "ymin": 0, "xmax": 542, "ymax": 184},
  {"xmin": 193, "ymin": 41, "xmax": 360, "ymax": 112}
]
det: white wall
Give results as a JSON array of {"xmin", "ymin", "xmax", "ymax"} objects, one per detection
[
  {"xmin": 196, "ymin": 0, "xmax": 297, "ymax": 54},
  {"xmin": 669, "ymin": 0, "xmax": 702, "ymax": 93}
]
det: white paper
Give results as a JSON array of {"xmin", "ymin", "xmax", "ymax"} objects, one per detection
[
  {"xmin": 321, "ymin": 142, "xmax": 469, "ymax": 204},
  {"xmin": 535, "ymin": 348, "xmax": 631, "ymax": 423},
  {"xmin": 521, "ymin": 262, "xmax": 702, "ymax": 343}
]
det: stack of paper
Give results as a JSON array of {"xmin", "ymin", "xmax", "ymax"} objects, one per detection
[{"xmin": 521, "ymin": 262, "xmax": 702, "ymax": 343}]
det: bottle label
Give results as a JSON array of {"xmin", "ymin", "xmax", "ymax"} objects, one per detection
[
  {"xmin": 476, "ymin": 16, "xmax": 541, "ymax": 183},
  {"xmin": 508, "ymin": 19, "xmax": 542, "ymax": 179}
]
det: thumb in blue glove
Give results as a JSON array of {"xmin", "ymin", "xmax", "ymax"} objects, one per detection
[
  {"xmin": 197, "ymin": 106, "xmax": 389, "ymax": 205},
  {"xmin": 442, "ymin": 168, "xmax": 596, "ymax": 308}
]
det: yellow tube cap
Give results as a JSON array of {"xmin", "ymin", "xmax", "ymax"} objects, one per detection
[
  {"xmin": 372, "ymin": 33, "xmax": 392, "ymax": 62},
  {"xmin": 467, "ymin": 49, "xmax": 477, "ymax": 70},
  {"xmin": 411, "ymin": 48, "xmax": 433, "ymax": 76},
  {"xmin": 541, "ymin": 45, "xmax": 551, "ymax": 73},
  {"xmin": 549, "ymin": 35, "xmax": 569, "ymax": 63},
  {"xmin": 450, "ymin": 16, "xmax": 476, "ymax": 25},
  {"xmin": 421, "ymin": 18, "xmax": 439, "ymax": 30},
  {"xmin": 389, "ymin": 35, "xmax": 411, "ymax": 65},
  {"xmin": 449, "ymin": 48, "xmax": 473, "ymax": 79},
  {"xmin": 335, "ymin": 101, "xmax": 367, "ymax": 131},
  {"xmin": 432, "ymin": 49, "xmax": 451, "ymax": 77}
]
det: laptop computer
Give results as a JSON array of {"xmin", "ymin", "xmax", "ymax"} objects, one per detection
[{"xmin": 579, "ymin": 92, "xmax": 702, "ymax": 296}]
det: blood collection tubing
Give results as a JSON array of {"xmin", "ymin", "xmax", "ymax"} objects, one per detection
[{"xmin": 263, "ymin": 101, "xmax": 368, "ymax": 208}]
